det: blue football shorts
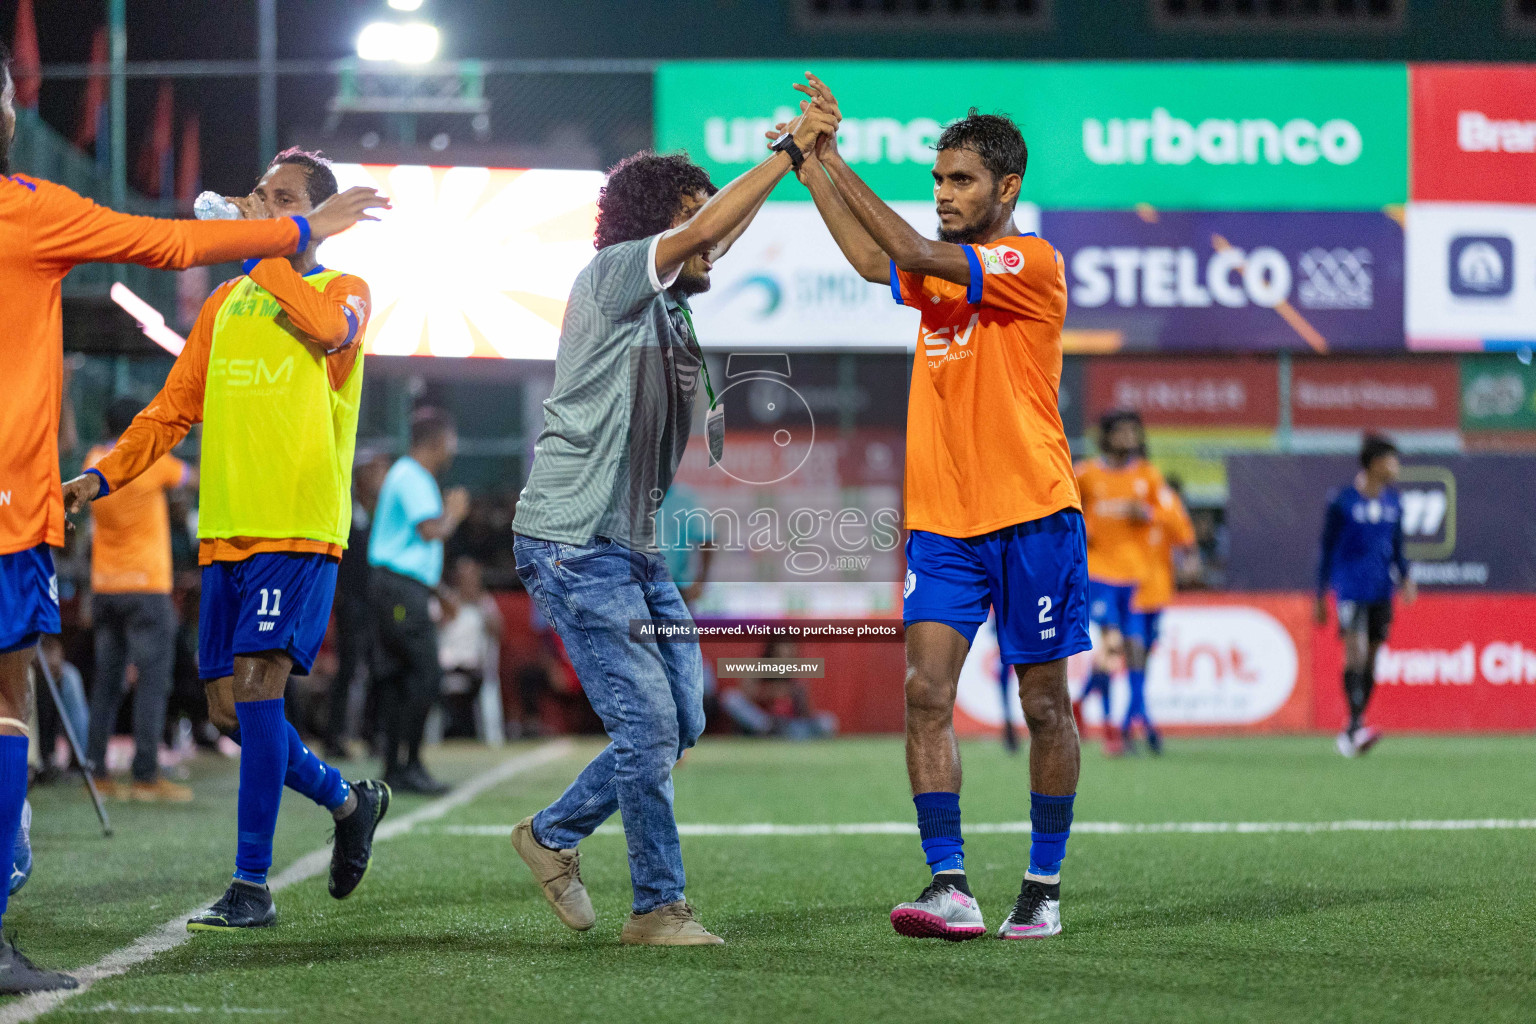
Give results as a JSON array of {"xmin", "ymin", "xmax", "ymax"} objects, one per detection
[
  {"xmin": 1123, "ymin": 608, "xmax": 1164, "ymax": 650},
  {"xmin": 199, "ymin": 552, "xmax": 339, "ymax": 680},
  {"xmin": 903, "ymin": 509, "xmax": 1091, "ymax": 665},
  {"xmin": 0, "ymin": 545, "xmax": 60, "ymax": 654},
  {"xmin": 1088, "ymin": 578, "xmax": 1138, "ymax": 635}
]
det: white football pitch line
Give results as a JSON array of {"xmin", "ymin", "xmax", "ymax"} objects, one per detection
[
  {"xmin": 428, "ymin": 817, "xmax": 1536, "ymax": 838},
  {"xmin": 0, "ymin": 740, "xmax": 573, "ymax": 1024}
]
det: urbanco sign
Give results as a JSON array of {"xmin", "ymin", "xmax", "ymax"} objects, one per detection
[{"xmin": 656, "ymin": 61, "xmax": 1408, "ymax": 209}]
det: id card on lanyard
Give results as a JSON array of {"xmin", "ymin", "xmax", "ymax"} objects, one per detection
[{"xmin": 678, "ymin": 307, "xmax": 723, "ymax": 465}]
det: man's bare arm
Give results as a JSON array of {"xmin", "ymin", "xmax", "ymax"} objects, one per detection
[
  {"xmin": 792, "ymin": 73, "xmax": 972, "ymax": 287},
  {"xmin": 800, "ymin": 157, "xmax": 889, "ymax": 285},
  {"xmin": 821, "ymin": 153, "xmax": 971, "ymax": 287},
  {"xmin": 708, "ymin": 188, "xmax": 771, "ymax": 263}
]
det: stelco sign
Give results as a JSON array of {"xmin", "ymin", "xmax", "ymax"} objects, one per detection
[
  {"xmin": 657, "ymin": 61, "xmax": 1408, "ymax": 209},
  {"xmin": 1041, "ymin": 210, "xmax": 1405, "ymax": 351}
]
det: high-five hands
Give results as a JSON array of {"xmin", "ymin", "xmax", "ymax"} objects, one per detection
[
  {"xmin": 783, "ymin": 87, "xmax": 840, "ymax": 160},
  {"xmin": 766, "ymin": 73, "xmax": 844, "ymax": 178},
  {"xmin": 793, "ymin": 73, "xmax": 843, "ymax": 161}
]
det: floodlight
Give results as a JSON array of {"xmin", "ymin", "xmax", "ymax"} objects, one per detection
[
  {"xmin": 357, "ymin": 21, "xmax": 437, "ymax": 62},
  {"xmin": 356, "ymin": 22, "xmax": 400, "ymax": 61},
  {"xmin": 394, "ymin": 23, "xmax": 440, "ymax": 63}
]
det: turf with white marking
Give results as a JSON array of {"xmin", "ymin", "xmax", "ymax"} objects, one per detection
[
  {"xmin": 0, "ymin": 741, "xmax": 572, "ymax": 1024},
  {"xmin": 425, "ymin": 818, "xmax": 1536, "ymax": 837}
]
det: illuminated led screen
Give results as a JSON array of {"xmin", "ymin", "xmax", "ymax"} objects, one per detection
[{"xmin": 323, "ymin": 164, "xmax": 605, "ymax": 359}]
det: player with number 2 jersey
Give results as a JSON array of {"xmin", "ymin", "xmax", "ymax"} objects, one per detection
[{"xmin": 785, "ymin": 73, "xmax": 1088, "ymax": 944}]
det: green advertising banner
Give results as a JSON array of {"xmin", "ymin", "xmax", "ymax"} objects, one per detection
[
  {"xmin": 1462, "ymin": 354, "xmax": 1536, "ymax": 432},
  {"xmin": 655, "ymin": 61, "xmax": 1409, "ymax": 210}
]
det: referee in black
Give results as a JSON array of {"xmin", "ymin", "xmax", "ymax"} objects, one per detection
[{"xmin": 368, "ymin": 410, "xmax": 468, "ymax": 794}]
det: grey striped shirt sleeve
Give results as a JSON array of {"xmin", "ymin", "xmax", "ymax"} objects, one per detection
[{"xmin": 593, "ymin": 234, "xmax": 682, "ymax": 320}]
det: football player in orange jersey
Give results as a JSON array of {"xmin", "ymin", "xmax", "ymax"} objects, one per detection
[
  {"xmin": 1123, "ymin": 474, "xmax": 1197, "ymax": 754},
  {"xmin": 779, "ymin": 75, "xmax": 1087, "ymax": 942},
  {"xmin": 1, "ymin": 50, "xmax": 384, "ymax": 992},
  {"xmin": 1075, "ymin": 411, "xmax": 1159, "ymax": 754}
]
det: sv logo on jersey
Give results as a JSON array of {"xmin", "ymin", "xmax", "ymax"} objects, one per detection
[{"xmin": 922, "ymin": 312, "xmax": 981, "ymax": 358}]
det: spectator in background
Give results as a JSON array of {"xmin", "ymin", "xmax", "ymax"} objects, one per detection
[
  {"xmin": 322, "ymin": 452, "xmax": 390, "ymax": 761},
  {"xmin": 82, "ymin": 398, "xmax": 193, "ymax": 802},
  {"xmin": 658, "ymin": 484, "xmax": 716, "ymax": 610},
  {"xmin": 446, "ymin": 497, "xmax": 507, "ymax": 578},
  {"xmin": 369, "ymin": 409, "xmax": 468, "ymax": 795},
  {"xmin": 719, "ymin": 640, "xmax": 836, "ymax": 740},
  {"xmin": 658, "ymin": 484, "xmax": 719, "ymax": 727},
  {"xmin": 166, "ymin": 582, "xmax": 219, "ymax": 751},
  {"xmin": 1189, "ymin": 507, "xmax": 1229, "ymax": 590},
  {"xmin": 34, "ymin": 637, "xmax": 89, "ymax": 772},
  {"xmin": 437, "ymin": 557, "xmax": 504, "ymax": 740}
]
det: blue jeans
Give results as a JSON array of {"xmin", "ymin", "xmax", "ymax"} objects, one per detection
[{"xmin": 513, "ymin": 534, "xmax": 705, "ymax": 914}]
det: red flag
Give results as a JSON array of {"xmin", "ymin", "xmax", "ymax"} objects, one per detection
[
  {"xmin": 74, "ymin": 26, "xmax": 107, "ymax": 150},
  {"xmin": 135, "ymin": 80, "xmax": 174, "ymax": 198},
  {"xmin": 176, "ymin": 113, "xmax": 200, "ymax": 205},
  {"xmin": 10, "ymin": 0, "xmax": 41, "ymax": 108}
]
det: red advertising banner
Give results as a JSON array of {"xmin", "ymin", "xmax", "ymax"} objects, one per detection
[
  {"xmin": 497, "ymin": 590, "xmax": 1533, "ymax": 737},
  {"xmin": 1313, "ymin": 593, "xmax": 1536, "ymax": 733},
  {"xmin": 1290, "ymin": 357, "xmax": 1460, "ymax": 429},
  {"xmin": 1411, "ymin": 65, "xmax": 1536, "ymax": 203},
  {"xmin": 953, "ymin": 593, "xmax": 1313, "ymax": 737},
  {"xmin": 1086, "ymin": 357, "xmax": 1279, "ymax": 428}
]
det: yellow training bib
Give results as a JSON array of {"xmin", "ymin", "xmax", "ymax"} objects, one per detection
[{"xmin": 199, "ymin": 270, "xmax": 363, "ymax": 546}]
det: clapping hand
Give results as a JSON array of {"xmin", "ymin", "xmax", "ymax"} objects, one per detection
[
  {"xmin": 793, "ymin": 73, "xmax": 843, "ymax": 160},
  {"xmin": 765, "ymin": 74, "xmax": 844, "ymax": 180}
]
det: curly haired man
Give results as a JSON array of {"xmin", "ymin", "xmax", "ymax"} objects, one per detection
[{"xmin": 508, "ymin": 98, "xmax": 837, "ymax": 946}]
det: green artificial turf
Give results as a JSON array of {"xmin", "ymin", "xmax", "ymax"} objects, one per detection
[{"xmin": 13, "ymin": 735, "xmax": 1536, "ymax": 1023}]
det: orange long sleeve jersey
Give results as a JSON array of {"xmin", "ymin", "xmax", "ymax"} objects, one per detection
[
  {"xmin": 1133, "ymin": 479, "xmax": 1196, "ymax": 612},
  {"xmin": 92, "ymin": 258, "xmax": 369, "ymax": 565},
  {"xmin": 0, "ymin": 173, "xmax": 304, "ymax": 556}
]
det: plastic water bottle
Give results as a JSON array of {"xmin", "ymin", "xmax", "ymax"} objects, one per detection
[{"xmin": 193, "ymin": 191, "xmax": 241, "ymax": 221}]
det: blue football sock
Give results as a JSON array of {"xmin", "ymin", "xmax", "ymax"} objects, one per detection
[
  {"xmin": 227, "ymin": 722, "xmax": 350, "ymax": 811},
  {"xmin": 0, "ymin": 735, "xmax": 27, "ymax": 920},
  {"xmin": 233, "ymin": 699, "xmax": 289, "ymax": 886},
  {"xmin": 914, "ymin": 791, "xmax": 964, "ymax": 874},
  {"xmin": 283, "ymin": 722, "xmax": 350, "ymax": 812},
  {"xmin": 1124, "ymin": 668, "xmax": 1148, "ymax": 736},
  {"xmin": 1028, "ymin": 791, "xmax": 1075, "ymax": 881},
  {"xmin": 1083, "ymin": 669, "xmax": 1112, "ymax": 723}
]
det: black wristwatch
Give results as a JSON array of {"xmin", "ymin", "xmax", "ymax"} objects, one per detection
[{"xmin": 770, "ymin": 132, "xmax": 806, "ymax": 171}]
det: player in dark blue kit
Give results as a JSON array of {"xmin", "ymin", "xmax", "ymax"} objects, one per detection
[{"xmin": 1315, "ymin": 434, "xmax": 1417, "ymax": 758}]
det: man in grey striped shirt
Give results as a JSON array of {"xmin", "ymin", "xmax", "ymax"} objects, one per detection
[{"xmin": 510, "ymin": 100, "xmax": 837, "ymax": 946}]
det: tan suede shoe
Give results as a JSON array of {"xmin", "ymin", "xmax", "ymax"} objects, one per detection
[
  {"xmin": 619, "ymin": 901, "xmax": 724, "ymax": 946},
  {"xmin": 91, "ymin": 777, "xmax": 126, "ymax": 801},
  {"xmin": 510, "ymin": 816, "xmax": 595, "ymax": 931},
  {"xmin": 130, "ymin": 778, "xmax": 194, "ymax": 803}
]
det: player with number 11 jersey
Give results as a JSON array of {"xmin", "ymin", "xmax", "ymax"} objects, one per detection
[{"xmin": 65, "ymin": 150, "xmax": 391, "ymax": 934}]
